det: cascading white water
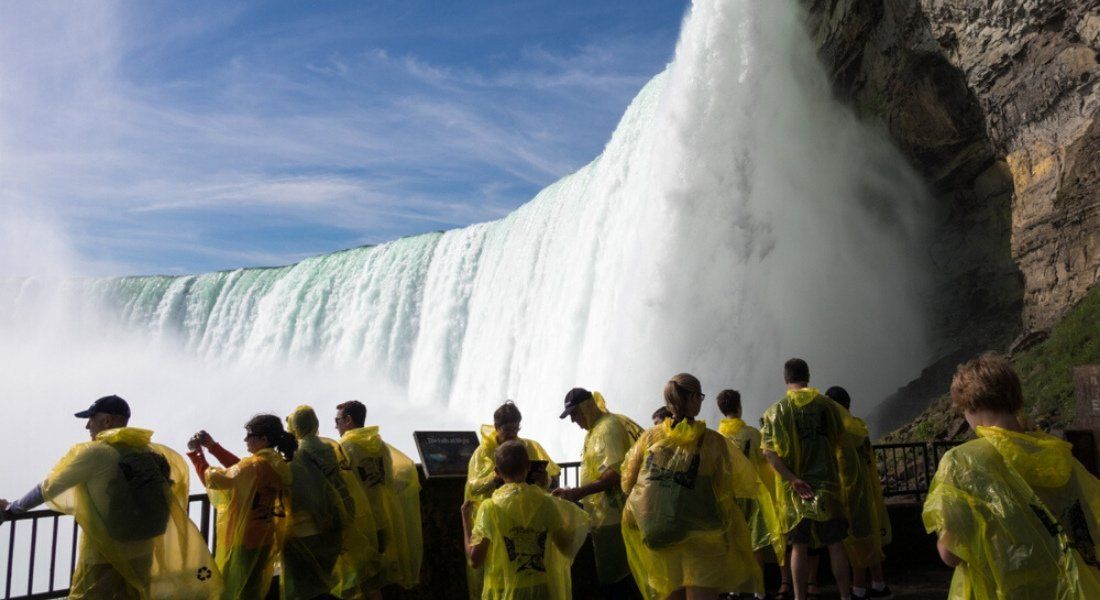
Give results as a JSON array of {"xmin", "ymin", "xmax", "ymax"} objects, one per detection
[{"xmin": 0, "ymin": 0, "xmax": 932, "ymax": 492}]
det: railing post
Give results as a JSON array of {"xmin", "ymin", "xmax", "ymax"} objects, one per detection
[
  {"xmin": 199, "ymin": 496, "xmax": 211, "ymax": 544},
  {"xmin": 6, "ymin": 520, "xmax": 16, "ymax": 599}
]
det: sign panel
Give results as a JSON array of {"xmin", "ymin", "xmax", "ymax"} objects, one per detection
[
  {"xmin": 413, "ymin": 430, "xmax": 480, "ymax": 478},
  {"xmin": 1073, "ymin": 365, "xmax": 1100, "ymax": 428}
]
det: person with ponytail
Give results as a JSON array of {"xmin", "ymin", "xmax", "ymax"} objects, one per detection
[
  {"xmin": 187, "ymin": 415, "xmax": 294, "ymax": 599},
  {"xmin": 620, "ymin": 374, "xmax": 761, "ymax": 599},
  {"xmin": 554, "ymin": 387, "xmax": 645, "ymax": 598},
  {"xmin": 463, "ymin": 400, "xmax": 559, "ymax": 599},
  {"xmin": 283, "ymin": 405, "xmax": 380, "ymax": 600}
]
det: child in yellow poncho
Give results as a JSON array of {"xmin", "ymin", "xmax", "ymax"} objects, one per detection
[
  {"xmin": 621, "ymin": 373, "xmax": 762, "ymax": 599},
  {"xmin": 461, "ymin": 441, "xmax": 589, "ymax": 600},
  {"xmin": 715, "ymin": 389, "xmax": 784, "ymax": 575},
  {"xmin": 924, "ymin": 353, "xmax": 1100, "ymax": 599},
  {"xmin": 825, "ymin": 386, "xmax": 892, "ymax": 600},
  {"xmin": 464, "ymin": 401, "xmax": 560, "ymax": 599}
]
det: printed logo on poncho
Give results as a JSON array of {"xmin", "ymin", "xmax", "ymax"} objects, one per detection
[
  {"xmin": 1064, "ymin": 501, "xmax": 1100, "ymax": 568},
  {"xmin": 644, "ymin": 435, "xmax": 705, "ymax": 490},
  {"xmin": 503, "ymin": 526, "xmax": 548, "ymax": 573},
  {"xmin": 355, "ymin": 456, "xmax": 385, "ymax": 488}
]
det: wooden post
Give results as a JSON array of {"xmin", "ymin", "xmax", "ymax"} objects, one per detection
[{"xmin": 1071, "ymin": 366, "xmax": 1100, "ymax": 475}]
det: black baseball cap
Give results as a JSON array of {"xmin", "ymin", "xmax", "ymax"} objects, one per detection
[
  {"xmin": 559, "ymin": 387, "xmax": 593, "ymax": 419},
  {"xmin": 74, "ymin": 395, "xmax": 131, "ymax": 419}
]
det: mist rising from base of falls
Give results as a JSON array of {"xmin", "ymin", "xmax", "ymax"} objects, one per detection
[{"xmin": 0, "ymin": 0, "xmax": 934, "ymax": 492}]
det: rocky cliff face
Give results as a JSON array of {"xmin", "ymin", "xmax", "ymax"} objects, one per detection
[{"xmin": 798, "ymin": 0, "xmax": 1100, "ymax": 432}]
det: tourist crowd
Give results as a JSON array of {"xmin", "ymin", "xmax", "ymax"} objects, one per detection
[{"xmin": 2, "ymin": 354, "xmax": 1099, "ymax": 600}]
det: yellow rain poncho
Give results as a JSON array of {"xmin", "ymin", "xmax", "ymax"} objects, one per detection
[
  {"xmin": 283, "ymin": 406, "xmax": 380, "ymax": 599},
  {"xmin": 759, "ymin": 388, "xmax": 848, "ymax": 535},
  {"xmin": 579, "ymin": 393, "xmax": 644, "ymax": 585},
  {"xmin": 204, "ymin": 447, "xmax": 291, "ymax": 600},
  {"xmin": 465, "ymin": 425, "xmax": 561, "ymax": 598},
  {"xmin": 718, "ymin": 417, "xmax": 783, "ymax": 559},
  {"xmin": 471, "ymin": 483, "xmax": 590, "ymax": 600},
  {"xmin": 923, "ymin": 426, "xmax": 1100, "ymax": 599},
  {"xmin": 339, "ymin": 426, "xmax": 423, "ymax": 591},
  {"xmin": 42, "ymin": 427, "xmax": 222, "ymax": 600},
  {"xmin": 621, "ymin": 419, "xmax": 761, "ymax": 598},
  {"xmin": 836, "ymin": 416, "xmax": 890, "ymax": 567}
]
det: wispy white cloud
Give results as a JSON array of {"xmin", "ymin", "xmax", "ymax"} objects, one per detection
[{"xmin": 0, "ymin": 1, "xmax": 682, "ymax": 276}]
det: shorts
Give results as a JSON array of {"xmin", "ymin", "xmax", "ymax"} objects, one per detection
[{"xmin": 787, "ymin": 517, "xmax": 849, "ymax": 545}]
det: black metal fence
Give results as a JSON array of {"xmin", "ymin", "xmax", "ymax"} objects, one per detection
[{"xmin": 1, "ymin": 447, "xmax": 953, "ymax": 599}]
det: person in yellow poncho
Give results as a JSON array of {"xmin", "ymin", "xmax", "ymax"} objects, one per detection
[
  {"xmin": 715, "ymin": 390, "xmax": 784, "ymax": 587},
  {"xmin": 0, "ymin": 395, "xmax": 222, "ymax": 600},
  {"xmin": 188, "ymin": 414, "xmax": 295, "ymax": 600},
  {"xmin": 553, "ymin": 387, "xmax": 644, "ymax": 598},
  {"xmin": 824, "ymin": 386, "xmax": 892, "ymax": 600},
  {"xmin": 760, "ymin": 359, "xmax": 852, "ymax": 600},
  {"xmin": 621, "ymin": 373, "xmax": 762, "ymax": 600},
  {"xmin": 283, "ymin": 405, "xmax": 380, "ymax": 600},
  {"xmin": 923, "ymin": 353, "xmax": 1100, "ymax": 599},
  {"xmin": 464, "ymin": 401, "xmax": 560, "ymax": 600},
  {"xmin": 334, "ymin": 400, "xmax": 422, "ymax": 597},
  {"xmin": 461, "ymin": 440, "xmax": 590, "ymax": 600}
]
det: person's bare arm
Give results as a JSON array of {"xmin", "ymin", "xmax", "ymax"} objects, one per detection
[
  {"xmin": 552, "ymin": 468, "xmax": 619, "ymax": 503},
  {"xmin": 763, "ymin": 448, "xmax": 813, "ymax": 499},
  {"xmin": 937, "ymin": 532, "xmax": 961, "ymax": 567},
  {"xmin": 461, "ymin": 501, "xmax": 489, "ymax": 569}
]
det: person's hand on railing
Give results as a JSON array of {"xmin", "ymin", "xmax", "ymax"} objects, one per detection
[{"xmin": 0, "ymin": 498, "xmax": 8, "ymax": 524}]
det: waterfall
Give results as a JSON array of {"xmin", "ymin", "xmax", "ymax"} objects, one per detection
[{"xmin": 0, "ymin": 0, "xmax": 931, "ymax": 490}]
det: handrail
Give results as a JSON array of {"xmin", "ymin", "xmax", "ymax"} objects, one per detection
[{"xmin": 0, "ymin": 447, "xmax": 953, "ymax": 599}]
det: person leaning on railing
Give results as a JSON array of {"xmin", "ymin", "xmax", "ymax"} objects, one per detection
[
  {"xmin": 187, "ymin": 415, "xmax": 294, "ymax": 600},
  {"xmin": 0, "ymin": 395, "xmax": 221, "ymax": 599},
  {"xmin": 553, "ymin": 387, "xmax": 644, "ymax": 599}
]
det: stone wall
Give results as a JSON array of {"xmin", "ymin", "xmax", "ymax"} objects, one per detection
[{"xmin": 800, "ymin": 0, "xmax": 1100, "ymax": 348}]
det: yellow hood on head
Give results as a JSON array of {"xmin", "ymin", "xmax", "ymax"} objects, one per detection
[{"xmin": 286, "ymin": 404, "xmax": 319, "ymax": 439}]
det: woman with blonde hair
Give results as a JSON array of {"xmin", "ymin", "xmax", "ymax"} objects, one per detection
[{"xmin": 621, "ymin": 373, "xmax": 761, "ymax": 599}]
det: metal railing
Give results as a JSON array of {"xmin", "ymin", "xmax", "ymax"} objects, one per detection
[{"xmin": 1, "ymin": 448, "xmax": 953, "ymax": 599}]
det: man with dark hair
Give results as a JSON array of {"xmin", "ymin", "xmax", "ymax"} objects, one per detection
[
  {"xmin": 335, "ymin": 401, "xmax": 423, "ymax": 596},
  {"xmin": 651, "ymin": 406, "xmax": 671, "ymax": 426},
  {"xmin": 0, "ymin": 396, "xmax": 220, "ymax": 599},
  {"xmin": 554, "ymin": 388, "xmax": 644, "ymax": 599},
  {"xmin": 761, "ymin": 360, "xmax": 853, "ymax": 600},
  {"xmin": 461, "ymin": 441, "xmax": 589, "ymax": 600}
]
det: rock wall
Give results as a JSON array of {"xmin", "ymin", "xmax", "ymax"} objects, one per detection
[{"xmin": 800, "ymin": 0, "xmax": 1100, "ymax": 349}]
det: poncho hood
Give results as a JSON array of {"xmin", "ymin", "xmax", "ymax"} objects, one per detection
[
  {"xmin": 662, "ymin": 418, "xmax": 707, "ymax": 446},
  {"xmin": 342, "ymin": 425, "xmax": 384, "ymax": 453},
  {"xmin": 786, "ymin": 387, "xmax": 822, "ymax": 408},
  {"xmin": 976, "ymin": 425, "xmax": 1073, "ymax": 488},
  {"xmin": 718, "ymin": 418, "xmax": 746, "ymax": 438},
  {"xmin": 287, "ymin": 404, "xmax": 319, "ymax": 439},
  {"xmin": 96, "ymin": 426, "xmax": 153, "ymax": 447}
]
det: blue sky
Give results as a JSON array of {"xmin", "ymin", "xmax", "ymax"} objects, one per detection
[{"xmin": 0, "ymin": 1, "xmax": 688, "ymax": 276}]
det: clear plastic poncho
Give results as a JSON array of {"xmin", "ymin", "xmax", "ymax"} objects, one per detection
[
  {"xmin": 465, "ymin": 425, "xmax": 561, "ymax": 598},
  {"xmin": 621, "ymin": 419, "xmax": 761, "ymax": 598},
  {"xmin": 283, "ymin": 406, "xmax": 381, "ymax": 599},
  {"xmin": 339, "ymin": 426, "xmax": 423, "ymax": 591},
  {"xmin": 42, "ymin": 427, "xmax": 223, "ymax": 600},
  {"xmin": 836, "ymin": 416, "xmax": 890, "ymax": 567},
  {"xmin": 923, "ymin": 426, "xmax": 1100, "ymax": 599},
  {"xmin": 718, "ymin": 418, "xmax": 784, "ymax": 559},
  {"xmin": 580, "ymin": 393, "xmax": 644, "ymax": 584},
  {"xmin": 204, "ymin": 447, "xmax": 292, "ymax": 600},
  {"xmin": 759, "ymin": 388, "xmax": 848, "ymax": 534},
  {"xmin": 471, "ymin": 483, "xmax": 589, "ymax": 600}
]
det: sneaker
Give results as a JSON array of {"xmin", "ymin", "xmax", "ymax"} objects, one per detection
[
  {"xmin": 867, "ymin": 586, "xmax": 893, "ymax": 598},
  {"xmin": 851, "ymin": 590, "xmax": 868, "ymax": 600}
]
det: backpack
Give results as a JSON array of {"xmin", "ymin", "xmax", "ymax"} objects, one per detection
[{"xmin": 105, "ymin": 449, "xmax": 172, "ymax": 541}]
